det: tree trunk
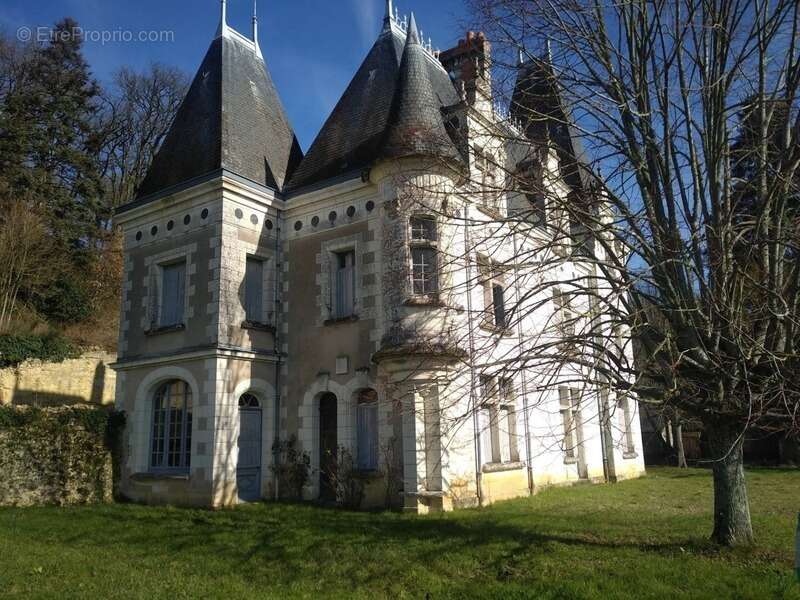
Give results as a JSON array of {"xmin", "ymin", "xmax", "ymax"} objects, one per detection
[
  {"xmin": 672, "ymin": 415, "xmax": 688, "ymax": 468},
  {"xmin": 706, "ymin": 422, "xmax": 754, "ymax": 546}
]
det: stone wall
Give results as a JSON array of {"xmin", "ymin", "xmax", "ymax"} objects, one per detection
[
  {"xmin": 0, "ymin": 350, "xmax": 116, "ymax": 407},
  {"xmin": 0, "ymin": 406, "xmax": 122, "ymax": 506}
]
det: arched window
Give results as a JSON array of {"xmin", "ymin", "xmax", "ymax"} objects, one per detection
[
  {"xmin": 356, "ymin": 389, "xmax": 378, "ymax": 470},
  {"xmin": 239, "ymin": 393, "xmax": 260, "ymax": 408},
  {"xmin": 151, "ymin": 380, "xmax": 192, "ymax": 472}
]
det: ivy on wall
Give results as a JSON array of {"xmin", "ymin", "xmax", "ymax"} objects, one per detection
[
  {"xmin": 0, "ymin": 406, "xmax": 125, "ymax": 506},
  {"xmin": 0, "ymin": 334, "xmax": 80, "ymax": 369}
]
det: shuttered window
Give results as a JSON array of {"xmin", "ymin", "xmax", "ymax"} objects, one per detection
[
  {"xmin": 160, "ymin": 262, "xmax": 186, "ymax": 327},
  {"xmin": 356, "ymin": 391, "xmax": 378, "ymax": 470},
  {"xmin": 333, "ymin": 250, "xmax": 355, "ymax": 319},
  {"xmin": 492, "ymin": 284, "xmax": 506, "ymax": 327},
  {"xmin": 245, "ymin": 257, "xmax": 264, "ymax": 322}
]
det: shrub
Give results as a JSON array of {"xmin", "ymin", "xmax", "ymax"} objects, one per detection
[
  {"xmin": 323, "ymin": 446, "xmax": 365, "ymax": 510},
  {"xmin": 270, "ymin": 435, "xmax": 311, "ymax": 500},
  {"xmin": 0, "ymin": 333, "xmax": 80, "ymax": 368}
]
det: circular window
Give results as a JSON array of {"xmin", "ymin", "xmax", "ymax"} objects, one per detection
[
  {"xmin": 235, "ymin": 208, "xmax": 244, "ymax": 219},
  {"xmin": 183, "ymin": 214, "xmax": 191, "ymax": 226},
  {"xmin": 346, "ymin": 205, "xmax": 356, "ymax": 218},
  {"xmin": 135, "ymin": 231, "xmax": 142, "ymax": 241},
  {"xmin": 238, "ymin": 393, "xmax": 260, "ymax": 408},
  {"xmin": 294, "ymin": 221, "xmax": 303, "ymax": 231},
  {"xmin": 328, "ymin": 211, "xmax": 337, "ymax": 223},
  {"xmin": 250, "ymin": 214, "xmax": 258, "ymax": 225},
  {"xmin": 311, "ymin": 216, "xmax": 320, "ymax": 227},
  {"xmin": 150, "ymin": 225, "xmax": 158, "ymax": 237},
  {"xmin": 266, "ymin": 219, "xmax": 274, "ymax": 230},
  {"xmin": 167, "ymin": 220, "xmax": 174, "ymax": 231},
  {"xmin": 366, "ymin": 200, "xmax": 375, "ymax": 212},
  {"xmin": 201, "ymin": 208, "xmax": 209, "ymax": 220}
]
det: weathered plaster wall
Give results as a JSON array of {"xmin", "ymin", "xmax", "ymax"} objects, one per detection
[{"xmin": 0, "ymin": 350, "xmax": 117, "ymax": 407}]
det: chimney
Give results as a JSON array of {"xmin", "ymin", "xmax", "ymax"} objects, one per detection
[{"xmin": 439, "ymin": 31, "xmax": 491, "ymax": 107}]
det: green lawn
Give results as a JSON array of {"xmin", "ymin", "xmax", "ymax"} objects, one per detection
[{"xmin": 0, "ymin": 467, "xmax": 798, "ymax": 599}]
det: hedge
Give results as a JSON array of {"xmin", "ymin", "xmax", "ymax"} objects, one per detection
[{"xmin": 0, "ymin": 334, "xmax": 80, "ymax": 369}]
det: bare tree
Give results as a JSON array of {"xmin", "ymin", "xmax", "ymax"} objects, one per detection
[
  {"xmin": 96, "ymin": 63, "xmax": 188, "ymax": 209},
  {"xmin": 0, "ymin": 197, "xmax": 64, "ymax": 332},
  {"xmin": 443, "ymin": 0, "xmax": 800, "ymax": 545}
]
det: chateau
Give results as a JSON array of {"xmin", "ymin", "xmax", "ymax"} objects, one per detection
[{"xmin": 111, "ymin": 0, "xmax": 645, "ymax": 510}]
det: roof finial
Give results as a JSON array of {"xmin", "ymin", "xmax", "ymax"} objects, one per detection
[
  {"xmin": 217, "ymin": 0, "xmax": 228, "ymax": 38},
  {"xmin": 518, "ymin": 46, "xmax": 525, "ymax": 66},
  {"xmin": 545, "ymin": 37, "xmax": 552, "ymax": 63},
  {"xmin": 384, "ymin": 0, "xmax": 393, "ymax": 29},
  {"xmin": 407, "ymin": 12, "xmax": 420, "ymax": 45},
  {"xmin": 252, "ymin": 0, "xmax": 263, "ymax": 58}
]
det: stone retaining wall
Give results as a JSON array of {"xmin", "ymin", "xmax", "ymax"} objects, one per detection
[{"xmin": 0, "ymin": 350, "xmax": 116, "ymax": 407}]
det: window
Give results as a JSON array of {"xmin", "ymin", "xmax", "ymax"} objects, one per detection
[
  {"xmin": 618, "ymin": 395, "xmax": 636, "ymax": 456},
  {"xmin": 480, "ymin": 259, "xmax": 507, "ymax": 329},
  {"xmin": 492, "ymin": 284, "xmax": 507, "ymax": 328},
  {"xmin": 479, "ymin": 376, "xmax": 518, "ymax": 464},
  {"xmin": 473, "ymin": 145, "xmax": 488, "ymax": 172},
  {"xmin": 411, "ymin": 216, "xmax": 437, "ymax": 242},
  {"xmin": 409, "ymin": 217, "xmax": 438, "ymax": 297},
  {"xmin": 333, "ymin": 250, "xmax": 355, "ymax": 319},
  {"xmin": 559, "ymin": 387, "xmax": 580, "ymax": 459},
  {"xmin": 159, "ymin": 261, "xmax": 186, "ymax": 327},
  {"xmin": 244, "ymin": 257, "xmax": 264, "ymax": 323},
  {"xmin": 239, "ymin": 393, "xmax": 260, "ymax": 408},
  {"xmin": 356, "ymin": 390, "xmax": 378, "ymax": 470},
  {"xmin": 151, "ymin": 380, "xmax": 192, "ymax": 472},
  {"xmin": 552, "ymin": 289, "xmax": 575, "ymax": 338},
  {"xmin": 526, "ymin": 193, "xmax": 547, "ymax": 228}
]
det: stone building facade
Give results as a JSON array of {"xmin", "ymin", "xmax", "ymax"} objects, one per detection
[{"xmin": 111, "ymin": 1, "xmax": 645, "ymax": 510}]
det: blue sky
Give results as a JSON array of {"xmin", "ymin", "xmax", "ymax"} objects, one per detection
[{"xmin": 0, "ymin": 0, "xmax": 471, "ymax": 150}]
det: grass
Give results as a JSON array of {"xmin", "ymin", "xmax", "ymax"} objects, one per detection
[{"xmin": 0, "ymin": 467, "xmax": 798, "ymax": 599}]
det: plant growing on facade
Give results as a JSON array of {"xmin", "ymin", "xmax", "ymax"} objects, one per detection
[{"xmin": 270, "ymin": 435, "xmax": 310, "ymax": 501}]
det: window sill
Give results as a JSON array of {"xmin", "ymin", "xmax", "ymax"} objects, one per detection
[
  {"xmin": 403, "ymin": 295, "xmax": 442, "ymax": 307},
  {"xmin": 323, "ymin": 315, "xmax": 359, "ymax": 326},
  {"xmin": 563, "ymin": 456, "xmax": 579, "ymax": 465},
  {"xmin": 479, "ymin": 322, "xmax": 512, "ymax": 336},
  {"xmin": 476, "ymin": 204, "xmax": 504, "ymax": 221},
  {"xmin": 145, "ymin": 323, "xmax": 186, "ymax": 337},
  {"xmin": 131, "ymin": 472, "xmax": 189, "ymax": 482},
  {"xmin": 482, "ymin": 461, "xmax": 525, "ymax": 474},
  {"xmin": 241, "ymin": 320, "xmax": 275, "ymax": 333},
  {"xmin": 622, "ymin": 451, "xmax": 639, "ymax": 460}
]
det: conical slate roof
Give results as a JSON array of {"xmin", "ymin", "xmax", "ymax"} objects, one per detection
[
  {"xmin": 135, "ymin": 27, "xmax": 302, "ymax": 200},
  {"xmin": 286, "ymin": 17, "xmax": 463, "ymax": 192},
  {"xmin": 382, "ymin": 15, "xmax": 463, "ymax": 163},
  {"xmin": 511, "ymin": 56, "xmax": 592, "ymax": 192}
]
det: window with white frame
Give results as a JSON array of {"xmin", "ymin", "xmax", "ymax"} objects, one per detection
[
  {"xmin": 356, "ymin": 389, "xmax": 378, "ymax": 470},
  {"xmin": 478, "ymin": 376, "xmax": 518, "ymax": 464},
  {"xmin": 480, "ymin": 258, "xmax": 508, "ymax": 329},
  {"xmin": 558, "ymin": 387, "xmax": 580, "ymax": 460},
  {"xmin": 244, "ymin": 256, "xmax": 265, "ymax": 323},
  {"xmin": 151, "ymin": 380, "xmax": 192, "ymax": 472},
  {"xmin": 333, "ymin": 250, "xmax": 356, "ymax": 319},
  {"xmin": 409, "ymin": 216, "xmax": 439, "ymax": 297},
  {"xmin": 159, "ymin": 261, "xmax": 186, "ymax": 328}
]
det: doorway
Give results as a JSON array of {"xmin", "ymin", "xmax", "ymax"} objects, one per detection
[
  {"xmin": 319, "ymin": 392, "xmax": 338, "ymax": 502},
  {"xmin": 237, "ymin": 393, "xmax": 262, "ymax": 502}
]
